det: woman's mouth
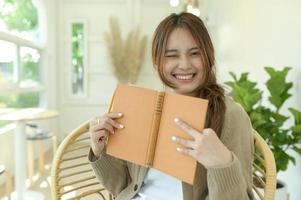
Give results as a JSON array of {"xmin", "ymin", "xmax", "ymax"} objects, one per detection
[{"xmin": 173, "ymin": 73, "xmax": 196, "ymax": 82}]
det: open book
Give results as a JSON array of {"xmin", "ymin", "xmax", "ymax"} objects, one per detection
[{"xmin": 106, "ymin": 84, "xmax": 208, "ymax": 184}]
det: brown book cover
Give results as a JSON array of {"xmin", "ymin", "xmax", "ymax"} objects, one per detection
[{"xmin": 106, "ymin": 84, "xmax": 208, "ymax": 184}]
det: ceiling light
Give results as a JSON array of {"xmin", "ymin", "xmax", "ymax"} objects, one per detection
[{"xmin": 170, "ymin": 0, "xmax": 180, "ymax": 7}]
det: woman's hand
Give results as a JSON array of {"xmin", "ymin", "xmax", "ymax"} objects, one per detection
[
  {"xmin": 171, "ymin": 117, "xmax": 232, "ymax": 168},
  {"xmin": 89, "ymin": 112, "xmax": 124, "ymax": 159}
]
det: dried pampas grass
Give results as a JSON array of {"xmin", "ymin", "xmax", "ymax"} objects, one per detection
[{"xmin": 104, "ymin": 17, "xmax": 148, "ymax": 84}]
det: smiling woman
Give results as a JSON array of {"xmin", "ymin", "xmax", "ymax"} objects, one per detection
[
  {"xmin": 152, "ymin": 13, "xmax": 224, "ymax": 136},
  {"xmin": 162, "ymin": 28, "xmax": 205, "ymax": 96},
  {"xmin": 88, "ymin": 12, "xmax": 254, "ymax": 200}
]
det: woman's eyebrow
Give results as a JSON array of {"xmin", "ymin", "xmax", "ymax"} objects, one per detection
[
  {"xmin": 189, "ymin": 47, "xmax": 200, "ymax": 51},
  {"xmin": 165, "ymin": 49, "xmax": 178, "ymax": 53},
  {"xmin": 165, "ymin": 47, "xmax": 199, "ymax": 53}
]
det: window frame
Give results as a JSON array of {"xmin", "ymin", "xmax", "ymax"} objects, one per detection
[
  {"xmin": 0, "ymin": 31, "xmax": 45, "ymax": 94},
  {"xmin": 67, "ymin": 19, "xmax": 88, "ymax": 99}
]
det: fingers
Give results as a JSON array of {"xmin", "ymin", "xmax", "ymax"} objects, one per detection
[
  {"xmin": 105, "ymin": 117, "xmax": 124, "ymax": 129},
  {"xmin": 202, "ymin": 128, "xmax": 214, "ymax": 136},
  {"xmin": 89, "ymin": 112, "xmax": 123, "ymax": 157},
  {"xmin": 93, "ymin": 129, "xmax": 109, "ymax": 143},
  {"xmin": 100, "ymin": 123, "xmax": 115, "ymax": 134},
  {"xmin": 90, "ymin": 112, "xmax": 122, "ymax": 126},
  {"xmin": 107, "ymin": 112, "xmax": 123, "ymax": 119},
  {"xmin": 176, "ymin": 147, "xmax": 195, "ymax": 157},
  {"xmin": 90, "ymin": 112, "xmax": 124, "ymax": 132},
  {"xmin": 174, "ymin": 117, "xmax": 200, "ymax": 139},
  {"xmin": 171, "ymin": 136, "xmax": 195, "ymax": 149}
]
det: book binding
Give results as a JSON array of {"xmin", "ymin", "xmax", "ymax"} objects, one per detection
[{"xmin": 146, "ymin": 91, "xmax": 165, "ymax": 166}]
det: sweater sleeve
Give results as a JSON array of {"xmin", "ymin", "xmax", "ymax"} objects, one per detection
[
  {"xmin": 206, "ymin": 99, "xmax": 254, "ymax": 200},
  {"xmin": 88, "ymin": 148, "xmax": 131, "ymax": 197}
]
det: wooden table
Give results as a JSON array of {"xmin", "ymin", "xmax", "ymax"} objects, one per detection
[{"xmin": 0, "ymin": 108, "xmax": 59, "ymax": 200}]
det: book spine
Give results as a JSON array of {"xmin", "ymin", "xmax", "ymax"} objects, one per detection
[
  {"xmin": 107, "ymin": 89, "xmax": 117, "ymax": 113},
  {"xmin": 146, "ymin": 91, "xmax": 165, "ymax": 166}
]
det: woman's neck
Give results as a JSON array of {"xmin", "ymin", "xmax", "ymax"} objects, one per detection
[
  {"xmin": 165, "ymin": 87, "xmax": 200, "ymax": 97},
  {"xmin": 180, "ymin": 90, "xmax": 199, "ymax": 97}
]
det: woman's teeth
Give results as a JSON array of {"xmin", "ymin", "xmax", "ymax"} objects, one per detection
[{"xmin": 174, "ymin": 74, "xmax": 194, "ymax": 80}]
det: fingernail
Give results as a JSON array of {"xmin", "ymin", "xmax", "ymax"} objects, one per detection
[
  {"xmin": 171, "ymin": 136, "xmax": 177, "ymax": 141},
  {"xmin": 176, "ymin": 147, "xmax": 181, "ymax": 152},
  {"xmin": 174, "ymin": 117, "xmax": 179, "ymax": 123},
  {"xmin": 118, "ymin": 113, "xmax": 123, "ymax": 116},
  {"xmin": 119, "ymin": 124, "xmax": 124, "ymax": 128}
]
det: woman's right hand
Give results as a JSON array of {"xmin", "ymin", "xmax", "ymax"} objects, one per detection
[{"xmin": 89, "ymin": 112, "xmax": 124, "ymax": 159}]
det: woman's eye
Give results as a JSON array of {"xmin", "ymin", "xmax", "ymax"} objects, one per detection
[
  {"xmin": 165, "ymin": 54, "xmax": 177, "ymax": 57},
  {"xmin": 191, "ymin": 52, "xmax": 200, "ymax": 56}
]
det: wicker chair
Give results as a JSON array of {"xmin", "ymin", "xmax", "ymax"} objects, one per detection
[
  {"xmin": 51, "ymin": 122, "xmax": 276, "ymax": 200},
  {"xmin": 51, "ymin": 121, "xmax": 113, "ymax": 200},
  {"xmin": 252, "ymin": 130, "xmax": 277, "ymax": 200}
]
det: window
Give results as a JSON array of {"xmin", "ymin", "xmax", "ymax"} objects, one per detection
[
  {"xmin": 0, "ymin": 42, "xmax": 41, "ymax": 107},
  {"xmin": 0, "ymin": 40, "xmax": 40, "ymax": 87},
  {"xmin": 70, "ymin": 21, "xmax": 87, "ymax": 98},
  {"xmin": 0, "ymin": 0, "xmax": 39, "ymax": 41},
  {"xmin": 0, "ymin": 40, "xmax": 15, "ymax": 85},
  {"xmin": 0, "ymin": 0, "xmax": 43, "ymax": 129},
  {"xmin": 20, "ymin": 46, "xmax": 40, "ymax": 87}
]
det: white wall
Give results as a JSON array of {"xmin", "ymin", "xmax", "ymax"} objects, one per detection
[
  {"xmin": 207, "ymin": 0, "xmax": 301, "ymax": 199},
  {"xmin": 56, "ymin": 0, "xmax": 181, "ymax": 137}
]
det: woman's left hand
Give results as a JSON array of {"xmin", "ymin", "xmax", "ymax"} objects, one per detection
[{"xmin": 171, "ymin": 117, "xmax": 232, "ymax": 168}]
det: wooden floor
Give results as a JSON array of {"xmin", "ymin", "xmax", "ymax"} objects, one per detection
[{"xmin": 0, "ymin": 147, "xmax": 111, "ymax": 200}]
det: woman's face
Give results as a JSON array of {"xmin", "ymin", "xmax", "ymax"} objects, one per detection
[{"xmin": 163, "ymin": 28, "xmax": 204, "ymax": 96}]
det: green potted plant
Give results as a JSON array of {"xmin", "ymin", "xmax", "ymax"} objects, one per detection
[{"xmin": 225, "ymin": 66, "xmax": 301, "ymax": 200}]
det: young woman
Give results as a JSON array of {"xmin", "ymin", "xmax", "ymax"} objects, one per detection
[{"xmin": 89, "ymin": 12, "xmax": 254, "ymax": 200}]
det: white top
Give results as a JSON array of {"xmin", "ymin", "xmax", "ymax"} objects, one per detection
[{"xmin": 132, "ymin": 168, "xmax": 183, "ymax": 200}]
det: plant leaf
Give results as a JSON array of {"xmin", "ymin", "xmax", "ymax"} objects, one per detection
[
  {"xmin": 292, "ymin": 125, "xmax": 301, "ymax": 134},
  {"xmin": 229, "ymin": 71, "xmax": 237, "ymax": 81},
  {"xmin": 271, "ymin": 112, "xmax": 288, "ymax": 126},
  {"xmin": 293, "ymin": 146, "xmax": 301, "ymax": 155},
  {"xmin": 225, "ymin": 72, "xmax": 261, "ymax": 112},
  {"xmin": 274, "ymin": 148, "xmax": 290, "ymax": 172},
  {"xmin": 289, "ymin": 108, "xmax": 301, "ymax": 125},
  {"xmin": 265, "ymin": 66, "xmax": 292, "ymax": 110}
]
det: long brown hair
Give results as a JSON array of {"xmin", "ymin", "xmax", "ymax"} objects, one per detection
[{"xmin": 152, "ymin": 12, "xmax": 226, "ymax": 136}]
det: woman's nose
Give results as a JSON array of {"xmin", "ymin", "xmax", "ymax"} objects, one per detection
[{"xmin": 178, "ymin": 56, "xmax": 191, "ymax": 70}]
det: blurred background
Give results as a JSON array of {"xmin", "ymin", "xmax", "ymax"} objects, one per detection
[{"xmin": 0, "ymin": 0, "xmax": 300, "ymax": 199}]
